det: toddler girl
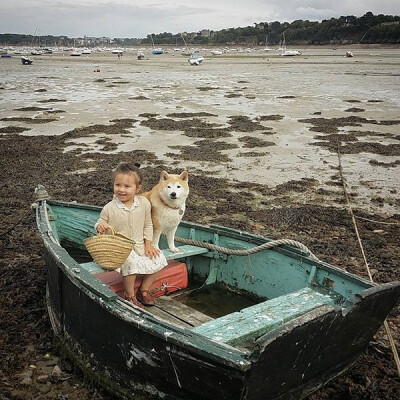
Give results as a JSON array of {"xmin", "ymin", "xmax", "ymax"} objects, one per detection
[{"xmin": 96, "ymin": 162, "xmax": 167, "ymax": 308}]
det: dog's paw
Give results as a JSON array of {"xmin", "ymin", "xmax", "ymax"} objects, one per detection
[{"xmin": 170, "ymin": 247, "xmax": 180, "ymax": 253}]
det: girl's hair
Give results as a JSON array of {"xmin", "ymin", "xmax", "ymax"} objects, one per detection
[{"xmin": 113, "ymin": 162, "xmax": 143, "ymax": 185}]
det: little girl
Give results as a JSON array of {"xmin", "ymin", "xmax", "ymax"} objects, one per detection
[{"xmin": 96, "ymin": 162, "xmax": 168, "ymax": 308}]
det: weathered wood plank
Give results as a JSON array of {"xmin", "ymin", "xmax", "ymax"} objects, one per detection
[
  {"xmin": 80, "ymin": 261, "xmax": 104, "ymax": 274},
  {"xmin": 164, "ymin": 245, "xmax": 209, "ymax": 260},
  {"xmin": 148, "ymin": 296, "xmax": 214, "ymax": 328},
  {"xmin": 193, "ymin": 287, "xmax": 335, "ymax": 345}
]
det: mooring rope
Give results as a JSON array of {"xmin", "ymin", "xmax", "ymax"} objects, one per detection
[
  {"xmin": 175, "ymin": 236, "xmax": 319, "ymax": 260},
  {"xmin": 0, "ymin": 207, "xmax": 33, "ymax": 238},
  {"xmin": 337, "ymin": 147, "xmax": 400, "ymax": 377},
  {"xmin": 355, "ymin": 215, "xmax": 400, "ymax": 226}
]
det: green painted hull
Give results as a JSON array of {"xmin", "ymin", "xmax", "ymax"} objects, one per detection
[{"xmin": 36, "ymin": 199, "xmax": 400, "ymax": 400}]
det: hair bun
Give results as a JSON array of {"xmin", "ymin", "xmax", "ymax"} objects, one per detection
[{"xmin": 134, "ymin": 162, "xmax": 141, "ymax": 168}]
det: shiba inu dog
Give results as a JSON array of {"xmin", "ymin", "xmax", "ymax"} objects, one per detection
[{"xmin": 143, "ymin": 170, "xmax": 189, "ymax": 252}]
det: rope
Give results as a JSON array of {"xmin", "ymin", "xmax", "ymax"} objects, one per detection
[
  {"xmin": 337, "ymin": 148, "xmax": 400, "ymax": 377},
  {"xmin": 1, "ymin": 186, "xmax": 49, "ymax": 238},
  {"xmin": 355, "ymin": 216, "xmax": 400, "ymax": 226},
  {"xmin": 0, "ymin": 207, "xmax": 32, "ymax": 238},
  {"xmin": 175, "ymin": 236, "xmax": 319, "ymax": 260}
]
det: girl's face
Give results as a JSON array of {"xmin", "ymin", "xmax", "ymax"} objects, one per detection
[{"xmin": 113, "ymin": 172, "xmax": 141, "ymax": 206}]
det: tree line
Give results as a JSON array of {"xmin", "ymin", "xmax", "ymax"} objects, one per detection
[
  {"xmin": 146, "ymin": 13, "xmax": 400, "ymax": 46},
  {"xmin": 1, "ymin": 12, "xmax": 399, "ymax": 47}
]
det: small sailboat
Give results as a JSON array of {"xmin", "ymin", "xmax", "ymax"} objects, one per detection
[
  {"xmin": 30, "ymin": 26, "xmax": 42, "ymax": 55},
  {"xmin": 279, "ymin": 33, "xmax": 301, "ymax": 56},
  {"xmin": 70, "ymin": 40, "xmax": 82, "ymax": 56},
  {"xmin": 150, "ymin": 34, "xmax": 164, "ymax": 54}
]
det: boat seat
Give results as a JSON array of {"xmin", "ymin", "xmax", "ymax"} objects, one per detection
[
  {"xmin": 192, "ymin": 287, "xmax": 336, "ymax": 346},
  {"xmin": 79, "ymin": 244, "xmax": 209, "ymax": 274}
]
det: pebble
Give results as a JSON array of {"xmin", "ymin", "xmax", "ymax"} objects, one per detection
[
  {"xmin": 39, "ymin": 384, "xmax": 52, "ymax": 394},
  {"xmin": 18, "ymin": 370, "xmax": 33, "ymax": 383},
  {"xmin": 373, "ymin": 229, "xmax": 384, "ymax": 234},
  {"xmin": 20, "ymin": 377, "xmax": 33, "ymax": 385},
  {"xmin": 36, "ymin": 374, "xmax": 49, "ymax": 383},
  {"xmin": 52, "ymin": 365, "xmax": 62, "ymax": 378}
]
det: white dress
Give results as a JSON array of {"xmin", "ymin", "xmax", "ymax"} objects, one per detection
[{"xmin": 121, "ymin": 248, "xmax": 167, "ymax": 277}]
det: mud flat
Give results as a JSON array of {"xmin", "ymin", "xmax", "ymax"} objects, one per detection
[{"xmin": 0, "ymin": 46, "xmax": 399, "ymax": 399}]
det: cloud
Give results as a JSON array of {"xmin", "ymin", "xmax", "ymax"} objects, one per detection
[{"xmin": 0, "ymin": 0, "xmax": 398, "ymax": 38}]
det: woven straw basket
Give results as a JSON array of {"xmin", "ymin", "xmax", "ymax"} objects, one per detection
[{"xmin": 84, "ymin": 226, "xmax": 135, "ymax": 271}]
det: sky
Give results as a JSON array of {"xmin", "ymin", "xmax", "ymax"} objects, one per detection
[{"xmin": 1, "ymin": 0, "xmax": 399, "ymax": 38}]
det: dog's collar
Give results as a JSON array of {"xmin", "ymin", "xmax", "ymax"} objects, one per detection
[{"xmin": 160, "ymin": 198, "xmax": 184, "ymax": 215}]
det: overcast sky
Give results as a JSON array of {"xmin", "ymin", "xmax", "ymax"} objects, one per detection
[{"xmin": 1, "ymin": 1, "xmax": 399, "ymax": 38}]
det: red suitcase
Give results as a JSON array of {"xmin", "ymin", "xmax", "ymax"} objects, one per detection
[{"xmin": 94, "ymin": 260, "xmax": 188, "ymax": 298}]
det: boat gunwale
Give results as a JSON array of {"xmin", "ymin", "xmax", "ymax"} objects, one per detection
[{"xmin": 44, "ymin": 199, "xmax": 375, "ymax": 291}]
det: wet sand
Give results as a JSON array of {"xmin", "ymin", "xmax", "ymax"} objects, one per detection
[{"xmin": 0, "ymin": 46, "xmax": 399, "ymax": 399}]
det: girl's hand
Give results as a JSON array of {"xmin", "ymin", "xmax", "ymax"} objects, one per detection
[
  {"xmin": 96, "ymin": 222, "xmax": 109, "ymax": 234},
  {"xmin": 145, "ymin": 243, "xmax": 160, "ymax": 259}
]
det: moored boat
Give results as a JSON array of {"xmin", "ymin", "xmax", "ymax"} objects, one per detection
[
  {"xmin": 70, "ymin": 49, "xmax": 82, "ymax": 56},
  {"xmin": 21, "ymin": 56, "xmax": 33, "ymax": 65},
  {"xmin": 34, "ymin": 189, "xmax": 400, "ymax": 400},
  {"xmin": 188, "ymin": 53, "xmax": 204, "ymax": 65},
  {"xmin": 150, "ymin": 34, "xmax": 164, "ymax": 54},
  {"xmin": 281, "ymin": 50, "xmax": 302, "ymax": 56}
]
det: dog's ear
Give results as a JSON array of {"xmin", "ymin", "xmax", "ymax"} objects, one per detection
[
  {"xmin": 160, "ymin": 171, "xmax": 169, "ymax": 181},
  {"xmin": 179, "ymin": 170, "xmax": 188, "ymax": 182}
]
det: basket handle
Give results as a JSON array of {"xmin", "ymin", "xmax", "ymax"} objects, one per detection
[
  {"xmin": 106, "ymin": 226, "xmax": 117, "ymax": 236},
  {"xmin": 105, "ymin": 226, "xmax": 135, "ymax": 244}
]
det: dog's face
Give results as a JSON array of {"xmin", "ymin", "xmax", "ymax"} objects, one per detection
[{"xmin": 158, "ymin": 170, "xmax": 189, "ymax": 203}]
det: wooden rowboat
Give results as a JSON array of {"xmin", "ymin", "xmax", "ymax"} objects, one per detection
[{"xmin": 34, "ymin": 190, "xmax": 400, "ymax": 400}]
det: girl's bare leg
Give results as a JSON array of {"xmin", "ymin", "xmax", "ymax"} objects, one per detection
[
  {"xmin": 123, "ymin": 274, "xmax": 136, "ymax": 298},
  {"xmin": 123, "ymin": 274, "xmax": 144, "ymax": 308},
  {"xmin": 138, "ymin": 273, "xmax": 159, "ymax": 305},
  {"xmin": 140, "ymin": 272, "xmax": 158, "ymax": 292}
]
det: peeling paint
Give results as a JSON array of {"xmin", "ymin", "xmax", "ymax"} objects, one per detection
[{"xmin": 168, "ymin": 350, "xmax": 182, "ymax": 388}]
